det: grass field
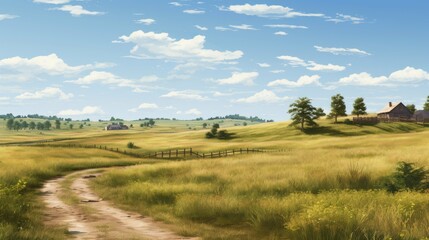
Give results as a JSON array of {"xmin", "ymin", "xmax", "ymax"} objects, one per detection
[{"xmin": 1, "ymin": 118, "xmax": 429, "ymax": 239}]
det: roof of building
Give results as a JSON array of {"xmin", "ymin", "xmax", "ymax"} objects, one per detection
[
  {"xmin": 378, "ymin": 102, "xmax": 404, "ymax": 114},
  {"xmin": 414, "ymin": 110, "xmax": 429, "ymax": 118}
]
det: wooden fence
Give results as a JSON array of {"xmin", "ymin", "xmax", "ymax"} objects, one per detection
[{"xmin": 353, "ymin": 117, "xmax": 429, "ymax": 124}]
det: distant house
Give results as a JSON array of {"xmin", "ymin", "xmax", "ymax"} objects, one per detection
[
  {"xmin": 377, "ymin": 102, "xmax": 413, "ymax": 120},
  {"xmin": 105, "ymin": 124, "xmax": 129, "ymax": 131},
  {"xmin": 413, "ymin": 110, "xmax": 429, "ymax": 122}
]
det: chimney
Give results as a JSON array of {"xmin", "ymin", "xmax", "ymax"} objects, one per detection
[{"xmin": 389, "ymin": 102, "xmax": 392, "ymax": 107}]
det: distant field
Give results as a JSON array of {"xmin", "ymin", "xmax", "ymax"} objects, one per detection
[{"xmin": 1, "ymin": 118, "xmax": 429, "ymax": 239}]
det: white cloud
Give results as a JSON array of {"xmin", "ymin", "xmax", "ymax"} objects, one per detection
[
  {"xmin": 229, "ymin": 24, "xmax": 257, "ymax": 30},
  {"xmin": 264, "ymin": 24, "xmax": 308, "ymax": 29},
  {"xmin": 0, "ymin": 54, "xmax": 108, "ymax": 78},
  {"xmin": 183, "ymin": 9, "xmax": 205, "ymax": 14},
  {"xmin": 54, "ymin": 5, "xmax": 104, "ymax": 17},
  {"xmin": 268, "ymin": 75, "xmax": 321, "ymax": 87},
  {"xmin": 274, "ymin": 31, "xmax": 287, "ymax": 36},
  {"xmin": 117, "ymin": 30, "xmax": 243, "ymax": 63},
  {"xmin": 178, "ymin": 108, "xmax": 202, "ymax": 116},
  {"xmin": 161, "ymin": 90, "xmax": 208, "ymax": 101},
  {"xmin": 226, "ymin": 4, "xmax": 324, "ymax": 18},
  {"xmin": 33, "ymin": 0, "xmax": 70, "ymax": 4},
  {"xmin": 235, "ymin": 89, "xmax": 288, "ymax": 103},
  {"xmin": 58, "ymin": 106, "xmax": 104, "ymax": 116},
  {"xmin": 195, "ymin": 25, "xmax": 208, "ymax": 31},
  {"xmin": 170, "ymin": 2, "xmax": 183, "ymax": 7},
  {"xmin": 136, "ymin": 18, "xmax": 155, "ymax": 25},
  {"xmin": 16, "ymin": 87, "xmax": 73, "ymax": 100},
  {"xmin": 139, "ymin": 75, "xmax": 159, "ymax": 83},
  {"xmin": 68, "ymin": 71, "xmax": 142, "ymax": 90},
  {"xmin": 129, "ymin": 103, "xmax": 159, "ymax": 112},
  {"xmin": 278, "ymin": 54, "xmax": 345, "ymax": 72},
  {"xmin": 0, "ymin": 14, "xmax": 18, "ymax": 21},
  {"xmin": 215, "ymin": 26, "xmax": 235, "ymax": 31},
  {"xmin": 258, "ymin": 63, "xmax": 270, "ymax": 68},
  {"xmin": 327, "ymin": 14, "xmax": 364, "ymax": 24},
  {"xmin": 270, "ymin": 70, "xmax": 285, "ymax": 74},
  {"xmin": 314, "ymin": 45, "xmax": 371, "ymax": 56},
  {"xmin": 217, "ymin": 72, "xmax": 259, "ymax": 86},
  {"xmin": 337, "ymin": 67, "xmax": 429, "ymax": 86}
]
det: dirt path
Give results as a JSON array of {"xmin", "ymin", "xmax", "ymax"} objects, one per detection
[{"xmin": 41, "ymin": 169, "xmax": 197, "ymax": 240}]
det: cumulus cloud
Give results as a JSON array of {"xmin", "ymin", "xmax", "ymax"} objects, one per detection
[
  {"xmin": 58, "ymin": 106, "xmax": 104, "ymax": 116},
  {"xmin": 16, "ymin": 87, "xmax": 73, "ymax": 100},
  {"xmin": 225, "ymin": 4, "xmax": 324, "ymax": 18},
  {"xmin": 327, "ymin": 14, "xmax": 365, "ymax": 24},
  {"xmin": 229, "ymin": 24, "xmax": 257, "ymax": 30},
  {"xmin": 53, "ymin": 5, "xmax": 104, "ymax": 17},
  {"xmin": 183, "ymin": 9, "xmax": 205, "ymax": 14},
  {"xmin": 274, "ymin": 31, "xmax": 287, "ymax": 36},
  {"xmin": 0, "ymin": 54, "xmax": 110, "ymax": 79},
  {"xmin": 264, "ymin": 24, "xmax": 308, "ymax": 29},
  {"xmin": 195, "ymin": 25, "xmax": 208, "ymax": 31},
  {"xmin": 278, "ymin": 55, "xmax": 345, "ymax": 72},
  {"xmin": 235, "ymin": 89, "xmax": 288, "ymax": 103},
  {"xmin": 337, "ymin": 67, "xmax": 429, "ymax": 86},
  {"xmin": 136, "ymin": 18, "xmax": 155, "ymax": 25},
  {"xmin": 314, "ymin": 45, "xmax": 371, "ymax": 56},
  {"xmin": 161, "ymin": 90, "xmax": 208, "ymax": 100},
  {"xmin": 217, "ymin": 72, "xmax": 259, "ymax": 85},
  {"xmin": 0, "ymin": 14, "xmax": 18, "ymax": 21},
  {"xmin": 129, "ymin": 103, "xmax": 159, "ymax": 112},
  {"xmin": 257, "ymin": 63, "xmax": 270, "ymax": 68},
  {"xmin": 268, "ymin": 75, "xmax": 321, "ymax": 87},
  {"xmin": 33, "ymin": 0, "xmax": 70, "ymax": 4},
  {"xmin": 116, "ymin": 30, "xmax": 243, "ymax": 63},
  {"xmin": 177, "ymin": 108, "xmax": 202, "ymax": 116},
  {"xmin": 67, "ymin": 71, "xmax": 143, "ymax": 90},
  {"xmin": 169, "ymin": 2, "xmax": 183, "ymax": 7}
]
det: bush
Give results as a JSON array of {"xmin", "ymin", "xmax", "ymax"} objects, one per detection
[
  {"xmin": 127, "ymin": 142, "xmax": 135, "ymax": 149},
  {"xmin": 384, "ymin": 161, "xmax": 429, "ymax": 193},
  {"xmin": 205, "ymin": 132, "xmax": 215, "ymax": 139},
  {"xmin": 217, "ymin": 130, "xmax": 231, "ymax": 139},
  {"xmin": 344, "ymin": 119, "xmax": 352, "ymax": 124}
]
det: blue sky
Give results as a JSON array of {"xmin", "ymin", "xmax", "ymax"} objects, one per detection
[{"xmin": 1, "ymin": 0, "xmax": 428, "ymax": 120}]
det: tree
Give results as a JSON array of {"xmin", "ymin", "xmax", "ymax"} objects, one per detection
[
  {"xmin": 69, "ymin": 124, "xmax": 73, "ymax": 129},
  {"xmin": 288, "ymin": 97, "xmax": 321, "ymax": 131},
  {"xmin": 79, "ymin": 124, "xmax": 84, "ymax": 129},
  {"xmin": 55, "ymin": 120, "xmax": 61, "ymax": 129},
  {"xmin": 21, "ymin": 121, "xmax": 29, "ymax": 130},
  {"xmin": 148, "ymin": 119, "xmax": 155, "ymax": 127},
  {"xmin": 202, "ymin": 123, "xmax": 208, "ymax": 128},
  {"xmin": 13, "ymin": 121, "xmax": 21, "ymax": 131},
  {"xmin": 406, "ymin": 104, "xmax": 416, "ymax": 114},
  {"xmin": 243, "ymin": 122, "xmax": 248, "ymax": 126},
  {"xmin": 329, "ymin": 94, "xmax": 347, "ymax": 123},
  {"xmin": 29, "ymin": 121, "xmax": 36, "ymax": 130},
  {"xmin": 44, "ymin": 121, "xmax": 52, "ymax": 130},
  {"xmin": 36, "ymin": 122, "xmax": 44, "ymax": 130},
  {"xmin": 424, "ymin": 96, "xmax": 429, "ymax": 111},
  {"xmin": 6, "ymin": 118, "xmax": 14, "ymax": 130},
  {"xmin": 352, "ymin": 97, "xmax": 367, "ymax": 117}
]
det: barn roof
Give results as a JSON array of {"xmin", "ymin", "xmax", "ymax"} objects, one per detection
[
  {"xmin": 377, "ymin": 102, "xmax": 403, "ymax": 114},
  {"xmin": 414, "ymin": 110, "xmax": 429, "ymax": 118}
]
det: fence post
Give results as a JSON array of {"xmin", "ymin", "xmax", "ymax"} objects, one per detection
[
  {"xmin": 240, "ymin": 148, "xmax": 242, "ymax": 154},
  {"xmin": 190, "ymin": 148, "xmax": 193, "ymax": 156},
  {"xmin": 161, "ymin": 151, "xmax": 164, "ymax": 158},
  {"xmin": 176, "ymin": 149, "xmax": 178, "ymax": 158},
  {"xmin": 247, "ymin": 148, "xmax": 249, "ymax": 153},
  {"xmin": 184, "ymin": 148, "xmax": 186, "ymax": 157},
  {"xmin": 211, "ymin": 152, "xmax": 213, "ymax": 158},
  {"xmin": 169, "ymin": 150, "xmax": 171, "ymax": 158}
]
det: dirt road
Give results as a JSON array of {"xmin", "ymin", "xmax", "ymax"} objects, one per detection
[{"xmin": 41, "ymin": 169, "xmax": 197, "ymax": 240}]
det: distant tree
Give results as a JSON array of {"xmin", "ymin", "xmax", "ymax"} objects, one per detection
[
  {"xmin": 315, "ymin": 108, "xmax": 326, "ymax": 118},
  {"xmin": 44, "ymin": 121, "xmax": 52, "ymax": 130},
  {"xmin": 352, "ymin": 97, "xmax": 367, "ymax": 117},
  {"xmin": 69, "ymin": 124, "xmax": 74, "ymax": 129},
  {"xmin": 13, "ymin": 121, "xmax": 21, "ymax": 131},
  {"xmin": 329, "ymin": 94, "xmax": 347, "ymax": 123},
  {"xmin": 406, "ymin": 104, "xmax": 416, "ymax": 114},
  {"xmin": 55, "ymin": 120, "xmax": 61, "ymax": 129},
  {"xmin": 212, "ymin": 123, "xmax": 220, "ymax": 129},
  {"xmin": 36, "ymin": 122, "xmax": 44, "ymax": 130},
  {"xmin": 202, "ymin": 123, "xmax": 208, "ymax": 128},
  {"xmin": 79, "ymin": 124, "xmax": 84, "ymax": 129},
  {"xmin": 29, "ymin": 121, "xmax": 36, "ymax": 130},
  {"xmin": 130, "ymin": 124, "xmax": 134, "ymax": 128},
  {"xmin": 148, "ymin": 119, "xmax": 155, "ymax": 127},
  {"xmin": 110, "ymin": 117, "xmax": 115, "ymax": 121},
  {"xmin": 217, "ymin": 130, "xmax": 231, "ymax": 139},
  {"xmin": 288, "ymin": 97, "xmax": 321, "ymax": 131},
  {"xmin": 6, "ymin": 118, "xmax": 14, "ymax": 130},
  {"xmin": 21, "ymin": 121, "xmax": 29, "ymax": 130},
  {"xmin": 243, "ymin": 122, "xmax": 248, "ymax": 126},
  {"xmin": 424, "ymin": 96, "xmax": 429, "ymax": 111},
  {"xmin": 127, "ymin": 142, "xmax": 135, "ymax": 149}
]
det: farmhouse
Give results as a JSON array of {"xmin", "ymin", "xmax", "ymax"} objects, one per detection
[
  {"xmin": 105, "ymin": 124, "xmax": 129, "ymax": 131},
  {"xmin": 413, "ymin": 110, "xmax": 429, "ymax": 122},
  {"xmin": 377, "ymin": 102, "xmax": 413, "ymax": 120}
]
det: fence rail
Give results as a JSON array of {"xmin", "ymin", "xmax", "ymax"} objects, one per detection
[{"xmin": 18, "ymin": 143, "xmax": 284, "ymax": 160}]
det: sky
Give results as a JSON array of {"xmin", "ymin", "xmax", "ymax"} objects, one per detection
[{"xmin": 1, "ymin": 0, "xmax": 428, "ymax": 121}]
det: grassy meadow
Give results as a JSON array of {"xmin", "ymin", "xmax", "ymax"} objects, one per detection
[{"xmin": 1, "ymin": 117, "xmax": 429, "ymax": 239}]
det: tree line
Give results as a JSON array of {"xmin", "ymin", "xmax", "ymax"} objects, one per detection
[{"xmin": 5, "ymin": 119, "xmax": 85, "ymax": 131}]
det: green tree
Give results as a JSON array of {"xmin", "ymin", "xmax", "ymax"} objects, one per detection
[
  {"xmin": 44, "ymin": 121, "xmax": 52, "ymax": 130},
  {"xmin": 69, "ymin": 124, "xmax": 74, "ymax": 129},
  {"xmin": 202, "ymin": 123, "xmax": 208, "ymax": 128},
  {"xmin": 148, "ymin": 119, "xmax": 155, "ymax": 127},
  {"xmin": 329, "ymin": 94, "xmax": 347, "ymax": 123},
  {"xmin": 352, "ymin": 97, "xmax": 367, "ymax": 117},
  {"xmin": 36, "ymin": 122, "xmax": 44, "ymax": 130},
  {"xmin": 424, "ymin": 96, "xmax": 429, "ymax": 111},
  {"xmin": 6, "ymin": 118, "xmax": 14, "ymax": 130},
  {"xmin": 29, "ymin": 121, "xmax": 36, "ymax": 130},
  {"xmin": 21, "ymin": 121, "xmax": 29, "ymax": 130},
  {"xmin": 288, "ymin": 97, "xmax": 321, "ymax": 131},
  {"xmin": 406, "ymin": 104, "xmax": 416, "ymax": 114},
  {"xmin": 55, "ymin": 120, "xmax": 61, "ymax": 129},
  {"xmin": 13, "ymin": 121, "xmax": 21, "ymax": 131},
  {"xmin": 79, "ymin": 124, "xmax": 84, "ymax": 129},
  {"xmin": 243, "ymin": 122, "xmax": 248, "ymax": 126}
]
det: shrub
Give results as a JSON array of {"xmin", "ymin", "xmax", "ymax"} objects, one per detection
[
  {"xmin": 217, "ymin": 130, "xmax": 231, "ymax": 139},
  {"xmin": 384, "ymin": 161, "xmax": 429, "ymax": 193},
  {"xmin": 205, "ymin": 132, "xmax": 215, "ymax": 139},
  {"xmin": 127, "ymin": 142, "xmax": 135, "ymax": 149}
]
